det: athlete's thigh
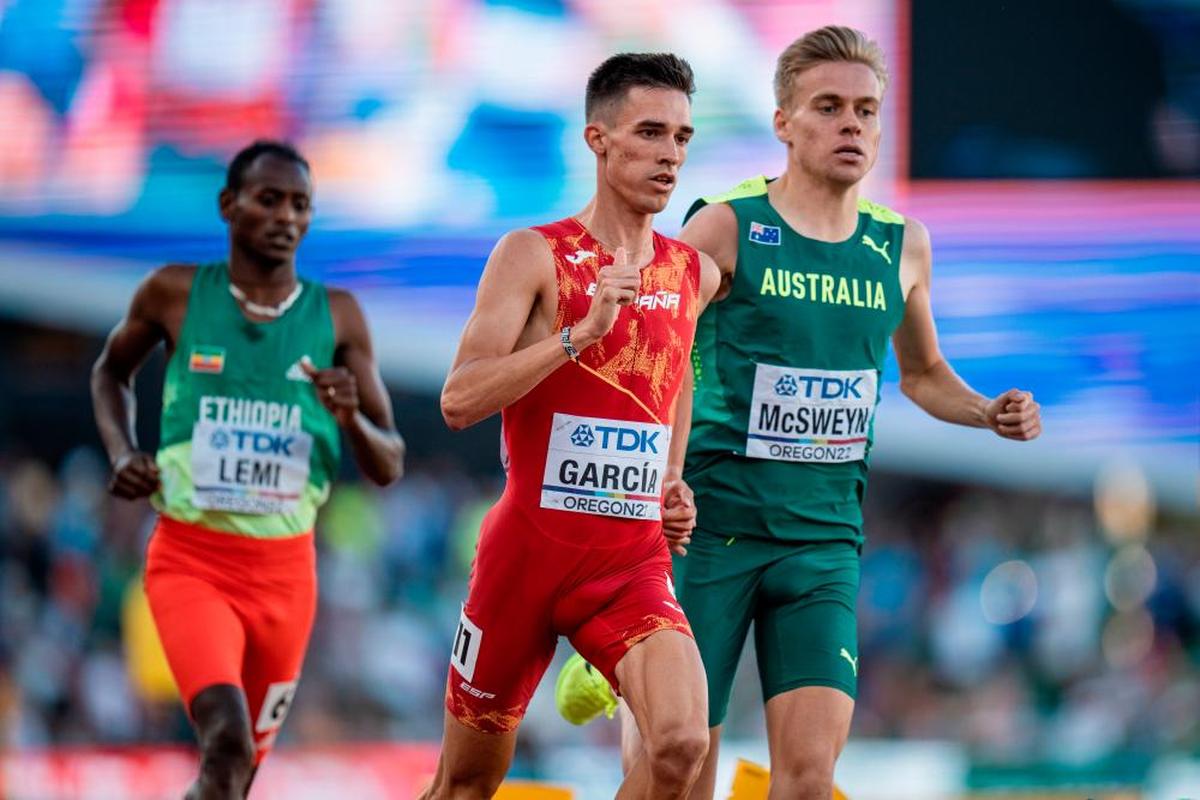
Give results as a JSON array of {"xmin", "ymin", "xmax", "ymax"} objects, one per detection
[
  {"xmin": 565, "ymin": 536, "xmax": 691, "ymax": 693},
  {"xmin": 614, "ymin": 628, "xmax": 707, "ymax": 744},
  {"xmin": 673, "ymin": 528, "xmax": 762, "ymax": 727},
  {"xmin": 144, "ymin": 555, "xmax": 246, "ymax": 710},
  {"xmin": 754, "ymin": 540, "xmax": 861, "ymax": 701},
  {"xmin": 444, "ymin": 504, "xmax": 559, "ymax": 734}
]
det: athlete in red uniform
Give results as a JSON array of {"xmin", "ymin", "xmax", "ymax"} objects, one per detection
[{"xmin": 424, "ymin": 54, "xmax": 721, "ymax": 799}]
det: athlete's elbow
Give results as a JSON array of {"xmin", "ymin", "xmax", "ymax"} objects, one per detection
[
  {"xmin": 440, "ymin": 394, "xmax": 474, "ymax": 432},
  {"xmin": 368, "ymin": 457, "xmax": 403, "ymax": 487}
]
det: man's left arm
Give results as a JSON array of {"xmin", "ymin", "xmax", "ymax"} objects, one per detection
[
  {"xmin": 893, "ymin": 218, "xmax": 1042, "ymax": 441},
  {"xmin": 304, "ymin": 289, "xmax": 405, "ymax": 485}
]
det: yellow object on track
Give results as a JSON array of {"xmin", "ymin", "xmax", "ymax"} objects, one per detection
[{"xmin": 727, "ymin": 758, "xmax": 851, "ymax": 799}]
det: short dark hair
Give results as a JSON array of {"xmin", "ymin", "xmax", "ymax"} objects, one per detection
[
  {"xmin": 585, "ymin": 53, "xmax": 696, "ymax": 122},
  {"xmin": 224, "ymin": 140, "xmax": 310, "ymax": 193}
]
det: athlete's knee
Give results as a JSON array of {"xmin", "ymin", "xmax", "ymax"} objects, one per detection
[
  {"xmin": 644, "ymin": 721, "xmax": 709, "ymax": 787},
  {"xmin": 770, "ymin": 748, "xmax": 836, "ymax": 800}
]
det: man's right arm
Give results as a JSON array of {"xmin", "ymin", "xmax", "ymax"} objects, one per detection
[
  {"xmin": 91, "ymin": 266, "xmax": 186, "ymax": 498},
  {"xmin": 440, "ymin": 230, "xmax": 640, "ymax": 431}
]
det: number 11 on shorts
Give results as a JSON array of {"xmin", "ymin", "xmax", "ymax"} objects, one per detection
[{"xmin": 452, "ymin": 607, "xmax": 483, "ymax": 682}]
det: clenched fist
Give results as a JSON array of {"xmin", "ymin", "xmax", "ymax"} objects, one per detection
[
  {"xmin": 301, "ymin": 356, "xmax": 359, "ymax": 426},
  {"xmin": 573, "ymin": 246, "xmax": 642, "ymax": 349},
  {"xmin": 985, "ymin": 388, "xmax": 1041, "ymax": 441},
  {"xmin": 109, "ymin": 450, "xmax": 161, "ymax": 499}
]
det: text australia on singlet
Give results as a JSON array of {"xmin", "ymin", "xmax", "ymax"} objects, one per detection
[
  {"xmin": 541, "ymin": 413, "xmax": 670, "ymax": 520},
  {"xmin": 190, "ymin": 395, "xmax": 313, "ymax": 514}
]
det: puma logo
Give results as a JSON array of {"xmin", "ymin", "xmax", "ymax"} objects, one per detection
[
  {"xmin": 565, "ymin": 249, "xmax": 597, "ymax": 265},
  {"xmin": 860, "ymin": 235, "xmax": 892, "ymax": 265},
  {"xmin": 839, "ymin": 647, "xmax": 858, "ymax": 677}
]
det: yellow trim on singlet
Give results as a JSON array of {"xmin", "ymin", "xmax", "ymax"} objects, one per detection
[
  {"xmin": 857, "ymin": 197, "xmax": 905, "ymax": 224},
  {"xmin": 699, "ymin": 174, "xmax": 770, "ymax": 205},
  {"xmin": 574, "ymin": 361, "xmax": 665, "ymax": 426}
]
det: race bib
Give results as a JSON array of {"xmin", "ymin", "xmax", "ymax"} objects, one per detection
[
  {"xmin": 190, "ymin": 419, "xmax": 313, "ymax": 514},
  {"xmin": 540, "ymin": 413, "xmax": 670, "ymax": 520},
  {"xmin": 746, "ymin": 365, "xmax": 876, "ymax": 464}
]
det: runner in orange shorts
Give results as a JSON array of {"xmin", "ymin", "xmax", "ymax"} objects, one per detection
[{"xmin": 91, "ymin": 140, "xmax": 404, "ymax": 799}]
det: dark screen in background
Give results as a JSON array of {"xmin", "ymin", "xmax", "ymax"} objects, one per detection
[{"xmin": 911, "ymin": 0, "xmax": 1199, "ymax": 178}]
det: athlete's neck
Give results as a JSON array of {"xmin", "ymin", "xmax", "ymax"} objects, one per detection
[
  {"xmin": 228, "ymin": 248, "xmax": 299, "ymax": 305},
  {"xmin": 574, "ymin": 196, "xmax": 656, "ymax": 269},
  {"xmin": 768, "ymin": 170, "xmax": 861, "ymax": 243}
]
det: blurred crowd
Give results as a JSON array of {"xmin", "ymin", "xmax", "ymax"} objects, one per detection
[{"xmin": 0, "ymin": 441, "xmax": 1196, "ymax": 775}]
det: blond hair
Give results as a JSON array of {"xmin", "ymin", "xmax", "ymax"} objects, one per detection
[{"xmin": 774, "ymin": 26, "xmax": 888, "ymax": 110}]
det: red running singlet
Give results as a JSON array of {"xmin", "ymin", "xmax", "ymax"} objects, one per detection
[{"xmin": 445, "ymin": 218, "xmax": 701, "ymax": 733}]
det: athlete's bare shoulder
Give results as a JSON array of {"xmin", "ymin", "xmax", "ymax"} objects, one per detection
[
  {"xmin": 131, "ymin": 263, "xmax": 196, "ymax": 331},
  {"xmin": 680, "ymin": 203, "xmax": 738, "ymax": 300},
  {"xmin": 901, "ymin": 215, "xmax": 931, "ymax": 256},
  {"xmin": 482, "ymin": 227, "xmax": 559, "ymax": 309},
  {"xmin": 899, "ymin": 215, "xmax": 932, "ymax": 299},
  {"xmin": 325, "ymin": 286, "xmax": 369, "ymax": 346},
  {"xmin": 457, "ymin": 226, "xmax": 560, "ymax": 355},
  {"xmin": 144, "ymin": 263, "xmax": 197, "ymax": 305},
  {"xmin": 506, "ymin": 226, "xmax": 557, "ymax": 255}
]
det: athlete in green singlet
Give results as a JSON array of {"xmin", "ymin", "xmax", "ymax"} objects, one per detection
[
  {"xmin": 556, "ymin": 26, "xmax": 1042, "ymax": 800},
  {"xmin": 92, "ymin": 141, "xmax": 404, "ymax": 799}
]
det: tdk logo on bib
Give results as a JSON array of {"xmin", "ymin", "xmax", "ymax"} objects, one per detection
[
  {"xmin": 774, "ymin": 375, "xmax": 798, "ymax": 397},
  {"xmin": 774, "ymin": 373, "xmax": 864, "ymax": 400},
  {"xmin": 570, "ymin": 425, "xmax": 595, "ymax": 447},
  {"xmin": 570, "ymin": 423, "xmax": 660, "ymax": 454},
  {"xmin": 209, "ymin": 429, "xmax": 301, "ymax": 456}
]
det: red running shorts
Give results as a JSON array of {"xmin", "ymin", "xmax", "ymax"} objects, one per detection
[
  {"xmin": 444, "ymin": 500, "xmax": 692, "ymax": 734},
  {"xmin": 144, "ymin": 515, "xmax": 317, "ymax": 764}
]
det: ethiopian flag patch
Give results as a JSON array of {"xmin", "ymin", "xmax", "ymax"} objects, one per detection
[{"xmin": 188, "ymin": 346, "xmax": 226, "ymax": 374}]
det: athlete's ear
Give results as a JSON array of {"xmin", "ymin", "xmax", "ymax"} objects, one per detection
[
  {"xmin": 584, "ymin": 121, "xmax": 608, "ymax": 157},
  {"xmin": 773, "ymin": 107, "xmax": 790, "ymax": 145},
  {"xmin": 217, "ymin": 188, "xmax": 236, "ymax": 223}
]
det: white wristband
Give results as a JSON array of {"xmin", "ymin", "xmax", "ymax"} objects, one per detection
[{"xmin": 560, "ymin": 327, "xmax": 579, "ymax": 361}]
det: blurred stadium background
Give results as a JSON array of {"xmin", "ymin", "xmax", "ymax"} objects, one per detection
[{"xmin": 0, "ymin": 0, "xmax": 1197, "ymax": 797}]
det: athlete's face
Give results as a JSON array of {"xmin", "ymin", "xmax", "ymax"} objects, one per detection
[
  {"xmin": 219, "ymin": 155, "xmax": 313, "ymax": 265},
  {"xmin": 587, "ymin": 86, "xmax": 694, "ymax": 215},
  {"xmin": 775, "ymin": 61, "xmax": 882, "ymax": 187}
]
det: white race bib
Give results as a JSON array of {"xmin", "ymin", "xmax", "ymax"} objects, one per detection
[
  {"xmin": 746, "ymin": 365, "xmax": 876, "ymax": 464},
  {"xmin": 190, "ymin": 419, "xmax": 313, "ymax": 515},
  {"xmin": 540, "ymin": 413, "xmax": 670, "ymax": 520}
]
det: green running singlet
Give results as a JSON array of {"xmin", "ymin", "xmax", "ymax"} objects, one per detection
[
  {"xmin": 153, "ymin": 263, "xmax": 341, "ymax": 538},
  {"xmin": 684, "ymin": 176, "xmax": 906, "ymax": 544}
]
